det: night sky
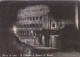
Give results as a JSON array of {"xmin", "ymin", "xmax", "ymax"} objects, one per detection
[{"xmin": 0, "ymin": 1, "xmax": 78, "ymax": 28}]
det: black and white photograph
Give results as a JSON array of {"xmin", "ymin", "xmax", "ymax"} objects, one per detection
[{"xmin": 0, "ymin": 0, "xmax": 80, "ymax": 57}]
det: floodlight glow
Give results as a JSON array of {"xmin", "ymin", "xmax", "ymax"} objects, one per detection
[{"xmin": 13, "ymin": 26, "xmax": 17, "ymax": 33}]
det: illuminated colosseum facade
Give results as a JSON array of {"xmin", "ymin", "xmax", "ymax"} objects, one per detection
[{"xmin": 15, "ymin": 5, "xmax": 50, "ymax": 46}]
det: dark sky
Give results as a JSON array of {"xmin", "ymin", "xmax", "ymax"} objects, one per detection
[{"xmin": 0, "ymin": 1, "xmax": 78, "ymax": 28}]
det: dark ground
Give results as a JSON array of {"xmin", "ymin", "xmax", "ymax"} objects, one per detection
[{"xmin": 31, "ymin": 49, "xmax": 80, "ymax": 57}]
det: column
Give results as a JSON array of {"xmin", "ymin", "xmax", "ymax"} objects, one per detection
[{"xmin": 75, "ymin": 2, "xmax": 79, "ymax": 30}]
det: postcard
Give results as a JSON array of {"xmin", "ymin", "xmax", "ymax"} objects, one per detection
[{"xmin": 0, "ymin": 0, "xmax": 80, "ymax": 57}]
